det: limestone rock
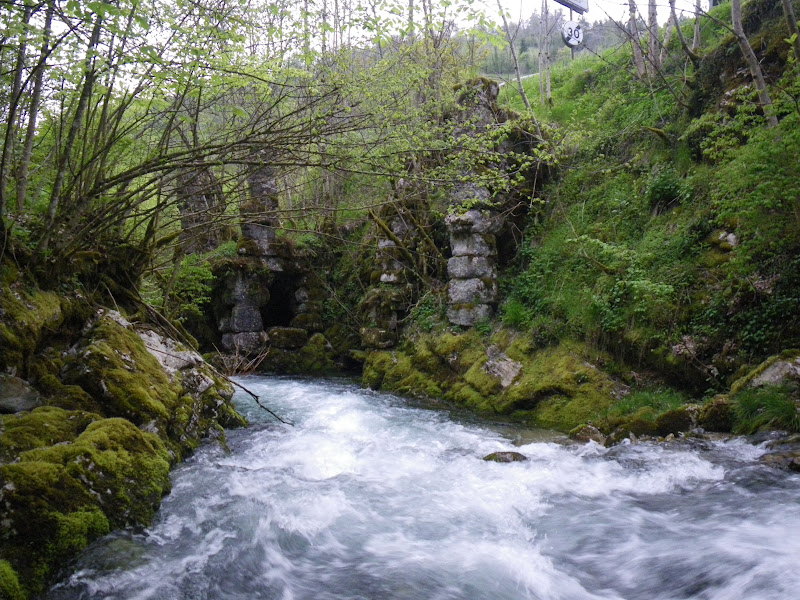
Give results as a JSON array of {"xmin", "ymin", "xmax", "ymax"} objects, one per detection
[
  {"xmin": 291, "ymin": 313, "xmax": 324, "ymax": 332},
  {"xmin": 0, "ymin": 376, "xmax": 43, "ymax": 414},
  {"xmin": 221, "ymin": 331, "xmax": 267, "ymax": 355},
  {"xmin": 447, "ymin": 278, "xmax": 498, "ymax": 305},
  {"xmin": 447, "ymin": 255, "xmax": 497, "ymax": 279},
  {"xmin": 446, "ymin": 304, "xmax": 493, "ymax": 327},
  {"xmin": 569, "ymin": 424, "xmax": 607, "ymax": 445},
  {"xmin": 483, "ymin": 345, "xmax": 522, "ymax": 388},
  {"xmin": 698, "ymin": 396, "xmax": 733, "ymax": 432},
  {"xmin": 450, "ymin": 233, "xmax": 496, "ymax": 257},
  {"xmin": 445, "ymin": 209, "xmax": 503, "ymax": 235},
  {"xmin": 749, "ymin": 354, "xmax": 800, "ymax": 388},
  {"xmin": 230, "ymin": 302, "xmax": 263, "ymax": 332},
  {"xmin": 137, "ymin": 329, "xmax": 204, "ymax": 376},
  {"xmin": 360, "ymin": 327, "xmax": 397, "ymax": 349}
]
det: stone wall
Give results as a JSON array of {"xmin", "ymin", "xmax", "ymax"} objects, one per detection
[{"xmin": 446, "ymin": 209, "xmax": 501, "ymax": 326}]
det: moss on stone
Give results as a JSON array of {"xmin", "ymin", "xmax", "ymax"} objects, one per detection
[
  {"xmin": 363, "ymin": 331, "xmax": 619, "ymax": 431},
  {"xmin": 0, "ymin": 417, "xmax": 171, "ymax": 594},
  {"xmin": 61, "ymin": 314, "xmax": 178, "ymax": 425},
  {"xmin": 0, "ymin": 407, "xmax": 99, "ymax": 462},
  {"xmin": 698, "ymin": 396, "xmax": 733, "ymax": 432},
  {"xmin": 0, "ymin": 286, "xmax": 63, "ymax": 374},
  {"xmin": 0, "ymin": 559, "xmax": 25, "ymax": 600}
]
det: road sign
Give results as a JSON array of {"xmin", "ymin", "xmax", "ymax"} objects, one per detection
[
  {"xmin": 553, "ymin": 0, "xmax": 588, "ymax": 14},
  {"xmin": 561, "ymin": 21, "xmax": 583, "ymax": 47}
]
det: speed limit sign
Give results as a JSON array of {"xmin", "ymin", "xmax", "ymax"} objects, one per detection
[{"xmin": 561, "ymin": 21, "xmax": 583, "ymax": 48}]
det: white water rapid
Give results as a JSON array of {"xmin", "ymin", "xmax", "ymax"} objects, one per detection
[{"xmin": 48, "ymin": 377, "xmax": 800, "ymax": 600}]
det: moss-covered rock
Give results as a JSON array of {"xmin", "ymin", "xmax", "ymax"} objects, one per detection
[
  {"xmin": 0, "ymin": 559, "xmax": 25, "ymax": 600},
  {"xmin": 0, "ymin": 293, "xmax": 244, "ymax": 598},
  {"xmin": 363, "ymin": 330, "xmax": 621, "ymax": 431},
  {"xmin": 0, "ymin": 417, "xmax": 171, "ymax": 597},
  {"xmin": 698, "ymin": 396, "xmax": 734, "ymax": 432},
  {"xmin": 0, "ymin": 286, "xmax": 63, "ymax": 375},
  {"xmin": 0, "ymin": 407, "xmax": 99, "ymax": 462}
]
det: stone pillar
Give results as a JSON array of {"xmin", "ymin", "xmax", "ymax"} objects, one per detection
[
  {"xmin": 176, "ymin": 167, "xmax": 225, "ymax": 254},
  {"xmin": 445, "ymin": 209, "xmax": 501, "ymax": 327},
  {"xmin": 238, "ymin": 163, "xmax": 292, "ymax": 271},
  {"xmin": 219, "ymin": 271, "xmax": 270, "ymax": 355},
  {"xmin": 290, "ymin": 273, "xmax": 326, "ymax": 333},
  {"xmin": 360, "ymin": 214, "xmax": 416, "ymax": 348}
]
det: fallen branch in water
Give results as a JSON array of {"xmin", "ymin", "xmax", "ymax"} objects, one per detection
[
  {"xmin": 224, "ymin": 376, "xmax": 295, "ymax": 427},
  {"xmin": 142, "ymin": 342, "xmax": 294, "ymax": 426}
]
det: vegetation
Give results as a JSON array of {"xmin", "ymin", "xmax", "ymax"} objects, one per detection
[{"xmin": 2, "ymin": 0, "xmax": 800, "ymax": 594}]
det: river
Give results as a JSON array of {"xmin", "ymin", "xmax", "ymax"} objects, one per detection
[{"xmin": 47, "ymin": 376, "xmax": 800, "ymax": 600}]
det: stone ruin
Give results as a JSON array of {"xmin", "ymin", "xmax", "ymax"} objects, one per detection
[
  {"xmin": 445, "ymin": 209, "xmax": 501, "ymax": 326},
  {"xmin": 212, "ymin": 163, "xmax": 330, "ymax": 364},
  {"xmin": 359, "ymin": 208, "xmax": 416, "ymax": 349}
]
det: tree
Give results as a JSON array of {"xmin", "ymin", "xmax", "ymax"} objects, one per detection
[{"xmin": 731, "ymin": 0, "xmax": 778, "ymax": 128}]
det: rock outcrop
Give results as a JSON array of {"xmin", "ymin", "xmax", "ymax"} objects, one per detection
[{"xmin": 0, "ymin": 279, "xmax": 245, "ymax": 599}]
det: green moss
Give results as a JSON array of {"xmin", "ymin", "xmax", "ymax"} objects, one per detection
[
  {"xmin": 364, "ymin": 331, "xmax": 620, "ymax": 430},
  {"xmin": 296, "ymin": 333, "xmax": 338, "ymax": 373},
  {"xmin": 0, "ymin": 559, "xmax": 24, "ymax": 600},
  {"xmin": 61, "ymin": 314, "xmax": 178, "ymax": 425},
  {"xmin": 729, "ymin": 350, "xmax": 800, "ymax": 395},
  {"xmin": 463, "ymin": 357, "xmax": 502, "ymax": 398},
  {"xmin": 0, "ymin": 287, "xmax": 63, "ymax": 373},
  {"xmin": 19, "ymin": 418, "xmax": 172, "ymax": 526},
  {"xmin": 0, "ymin": 417, "xmax": 172, "ymax": 593},
  {"xmin": 0, "ymin": 407, "xmax": 99, "ymax": 462},
  {"xmin": 35, "ymin": 374, "xmax": 101, "ymax": 412}
]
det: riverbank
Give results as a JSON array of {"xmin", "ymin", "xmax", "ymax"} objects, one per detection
[{"xmin": 0, "ymin": 268, "xmax": 245, "ymax": 600}]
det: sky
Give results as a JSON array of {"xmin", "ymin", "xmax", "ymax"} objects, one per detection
[{"xmin": 498, "ymin": 0, "xmax": 705, "ymax": 25}]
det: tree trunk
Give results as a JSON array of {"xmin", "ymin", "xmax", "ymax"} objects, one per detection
[
  {"xmin": 660, "ymin": 14, "xmax": 675, "ymax": 66},
  {"xmin": 539, "ymin": 0, "xmax": 552, "ymax": 104},
  {"xmin": 692, "ymin": 0, "xmax": 701, "ymax": 51},
  {"xmin": 496, "ymin": 0, "xmax": 534, "ymax": 116},
  {"xmin": 669, "ymin": 0, "xmax": 701, "ymax": 69},
  {"xmin": 629, "ymin": 0, "xmax": 648, "ymax": 78},
  {"xmin": 731, "ymin": 0, "xmax": 778, "ymax": 128},
  {"xmin": 36, "ymin": 13, "xmax": 104, "ymax": 258},
  {"xmin": 780, "ymin": 0, "xmax": 800, "ymax": 61},
  {"xmin": 16, "ymin": 1, "xmax": 55, "ymax": 213},
  {"xmin": 648, "ymin": 0, "xmax": 659, "ymax": 69},
  {"xmin": 0, "ymin": 4, "xmax": 32, "ymax": 218}
]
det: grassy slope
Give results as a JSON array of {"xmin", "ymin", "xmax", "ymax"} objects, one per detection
[{"xmin": 495, "ymin": 0, "xmax": 800, "ymax": 401}]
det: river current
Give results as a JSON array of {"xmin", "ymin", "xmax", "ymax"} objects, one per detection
[{"xmin": 48, "ymin": 377, "xmax": 800, "ymax": 600}]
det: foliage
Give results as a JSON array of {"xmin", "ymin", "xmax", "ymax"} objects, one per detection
[
  {"xmin": 603, "ymin": 388, "xmax": 687, "ymax": 423},
  {"xmin": 409, "ymin": 292, "xmax": 447, "ymax": 333},
  {"xmin": 733, "ymin": 385, "xmax": 800, "ymax": 433}
]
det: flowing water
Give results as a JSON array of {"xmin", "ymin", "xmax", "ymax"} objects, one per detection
[{"xmin": 48, "ymin": 377, "xmax": 800, "ymax": 600}]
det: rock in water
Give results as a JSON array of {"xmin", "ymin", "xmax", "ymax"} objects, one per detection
[{"xmin": 483, "ymin": 451, "xmax": 528, "ymax": 463}]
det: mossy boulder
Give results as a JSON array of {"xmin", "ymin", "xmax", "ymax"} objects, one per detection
[
  {"xmin": 363, "ymin": 330, "xmax": 621, "ymax": 431},
  {"xmin": 61, "ymin": 312, "xmax": 177, "ymax": 426},
  {"xmin": 0, "ymin": 407, "xmax": 99, "ymax": 462},
  {"xmin": 0, "ymin": 286, "xmax": 63, "ymax": 374},
  {"xmin": 0, "ymin": 558, "xmax": 25, "ymax": 600},
  {"xmin": 0, "ymin": 301, "xmax": 244, "ymax": 597},
  {"xmin": 698, "ymin": 396, "xmax": 734, "ymax": 432},
  {"xmin": 0, "ymin": 418, "xmax": 171, "ymax": 597}
]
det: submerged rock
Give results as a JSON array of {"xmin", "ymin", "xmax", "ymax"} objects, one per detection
[
  {"xmin": 570, "ymin": 424, "xmax": 606, "ymax": 445},
  {"xmin": 483, "ymin": 451, "xmax": 528, "ymax": 463}
]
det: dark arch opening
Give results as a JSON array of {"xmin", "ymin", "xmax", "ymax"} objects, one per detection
[{"xmin": 261, "ymin": 274, "xmax": 296, "ymax": 327}]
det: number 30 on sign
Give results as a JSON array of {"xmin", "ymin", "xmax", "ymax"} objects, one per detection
[{"xmin": 561, "ymin": 21, "xmax": 583, "ymax": 48}]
